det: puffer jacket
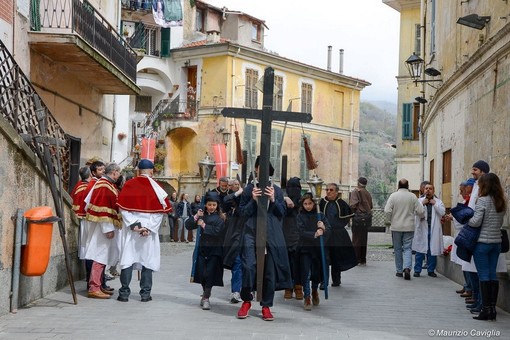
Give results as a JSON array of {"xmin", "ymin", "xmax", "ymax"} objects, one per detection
[{"xmin": 468, "ymin": 196, "xmax": 505, "ymax": 244}]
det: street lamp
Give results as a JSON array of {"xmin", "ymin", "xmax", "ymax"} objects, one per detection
[
  {"xmin": 222, "ymin": 131, "xmax": 231, "ymax": 146},
  {"xmin": 457, "ymin": 14, "xmax": 491, "ymax": 30},
  {"xmin": 198, "ymin": 153, "xmax": 215, "ymax": 194},
  {"xmin": 405, "ymin": 53, "xmax": 442, "ymax": 88},
  {"xmin": 306, "ymin": 171, "xmax": 328, "ymax": 300}
]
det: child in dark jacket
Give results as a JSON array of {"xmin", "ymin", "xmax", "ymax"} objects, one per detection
[
  {"xmin": 185, "ymin": 191, "xmax": 225, "ymax": 310},
  {"xmin": 297, "ymin": 193, "xmax": 331, "ymax": 310}
]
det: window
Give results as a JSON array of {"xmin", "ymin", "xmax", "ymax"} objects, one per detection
[
  {"xmin": 301, "ymin": 83, "xmax": 312, "ymax": 113},
  {"xmin": 430, "ymin": 0, "xmax": 436, "ymax": 54},
  {"xmin": 251, "ymin": 23, "xmax": 261, "ymax": 41},
  {"xmin": 402, "ymin": 103, "xmax": 419, "ymax": 140},
  {"xmin": 270, "ymin": 129, "xmax": 282, "ymax": 178},
  {"xmin": 273, "ymin": 75, "xmax": 283, "ymax": 111},
  {"xmin": 300, "ymin": 135, "xmax": 310, "ymax": 180},
  {"xmin": 196, "ymin": 8, "xmax": 205, "ymax": 33},
  {"xmin": 244, "ymin": 124, "xmax": 257, "ymax": 163},
  {"xmin": 245, "ymin": 69, "xmax": 258, "ymax": 109},
  {"xmin": 415, "ymin": 24, "xmax": 421, "ymax": 56},
  {"xmin": 135, "ymin": 95, "xmax": 152, "ymax": 112}
]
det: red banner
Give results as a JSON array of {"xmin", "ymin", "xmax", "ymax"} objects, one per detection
[
  {"xmin": 213, "ymin": 143, "xmax": 227, "ymax": 185},
  {"xmin": 141, "ymin": 138, "xmax": 156, "ymax": 162}
]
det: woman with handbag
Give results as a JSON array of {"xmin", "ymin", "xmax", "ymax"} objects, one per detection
[{"xmin": 468, "ymin": 173, "xmax": 507, "ymax": 321}]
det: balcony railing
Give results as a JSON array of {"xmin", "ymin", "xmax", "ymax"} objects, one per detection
[
  {"xmin": 121, "ymin": 0, "xmax": 154, "ymax": 11},
  {"xmin": 30, "ymin": 0, "xmax": 137, "ymax": 82},
  {"xmin": 151, "ymin": 97, "xmax": 198, "ymax": 122},
  {"xmin": 0, "ymin": 39, "xmax": 72, "ymax": 190}
]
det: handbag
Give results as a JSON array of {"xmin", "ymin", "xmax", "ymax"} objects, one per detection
[
  {"xmin": 454, "ymin": 224, "xmax": 481, "ymax": 252},
  {"xmin": 501, "ymin": 229, "xmax": 509, "ymax": 253}
]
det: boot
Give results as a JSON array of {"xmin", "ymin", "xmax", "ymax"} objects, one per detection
[
  {"xmin": 473, "ymin": 281, "xmax": 491, "ymax": 321},
  {"xmin": 294, "ymin": 285, "xmax": 304, "ymax": 300},
  {"xmin": 490, "ymin": 280, "xmax": 499, "ymax": 321},
  {"xmin": 312, "ymin": 289, "xmax": 320, "ymax": 306},
  {"xmin": 284, "ymin": 289, "xmax": 293, "ymax": 299}
]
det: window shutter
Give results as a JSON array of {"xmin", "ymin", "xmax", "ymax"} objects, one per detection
[
  {"xmin": 160, "ymin": 27, "xmax": 170, "ymax": 57},
  {"xmin": 402, "ymin": 103, "xmax": 412, "ymax": 140}
]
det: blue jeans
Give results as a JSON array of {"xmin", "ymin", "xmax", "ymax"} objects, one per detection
[
  {"xmin": 231, "ymin": 255, "xmax": 242, "ymax": 293},
  {"xmin": 473, "ymin": 242, "xmax": 501, "ymax": 281},
  {"xmin": 414, "ymin": 229, "xmax": 437, "ymax": 273},
  {"xmin": 392, "ymin": 231, "xmax": 414, "ymax": 273},
  {"xmin": 119, "ymin": 265, "xmax": 153, "ymax": 299},
  {"xmin": 302, "ymin": 271, "xmax": 319, "ymax": 298}
]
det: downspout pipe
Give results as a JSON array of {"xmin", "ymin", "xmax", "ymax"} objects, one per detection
[
  {"xmin": 419, "ymin": 0, "xmax": 426, "ymax": 183},
  {"xmin": 11, "ymin": 209, "xmax": 24, "ymax": 313},
  {"xmin": 349, "ymin": 81, "xmax": 359, "ymax": 193}
]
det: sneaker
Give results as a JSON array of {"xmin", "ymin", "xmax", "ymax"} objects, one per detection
[
  {"xmin": 230, "ymin": 292, "xmax": 242, "ymax": 304},
  {"xmin": 303, "ymin": 297, "xmax": 312, "ymax": 311},
  {"xmin": 261, "ymin": 306, "xmax": 274, "ymax": 321},
  {"xmin": 202, "ymin": 298, "xmax": 210, "ymax": 310},
  {"xmin": 237, "ymin": 301, "xmax": 251, "ymax": 319},
  {"xmin": 312, "ymin": 289, "xmax": 320, "ymax": 306}
]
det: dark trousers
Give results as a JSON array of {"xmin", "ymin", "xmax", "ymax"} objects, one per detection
[
  {"xmin": 119, "ymin": 265, "xmax": 153, "ymax": 299},
  {"xmin": 240, "ymin": 232, "xmax": 277, "ymax": 307},
  {"xmin": 352, "ymin": 223, "xmax": 368, "ymax": 264},
  {"xmin": 287, "ymin": 249, "xmax": 300, "ymax": 285},
  {"xmin": 328, "ymin": 246, "xmax": 341, "ymax": 284}
]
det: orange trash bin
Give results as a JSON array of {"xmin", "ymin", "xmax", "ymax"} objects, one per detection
[{"xmin": 21, "ymin": 206, "xmax": 57, "ymax": 276}]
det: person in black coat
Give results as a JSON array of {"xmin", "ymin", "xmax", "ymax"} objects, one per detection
[
  {"xmin": 319, "ymin": 183, "xmax": 357, "ymax": 288},
  {"xmin": 222, "ymin": 179, "xmax": 245, "ymax": 303},
  {"xmin": 185, "ymin": 191, "xmax": 225, "ymax": 310},
  {"xmin": 282, "ymin": 177, "xmax": 303, "ymax": 300},
  {"xmin": 236, "ymin": 157, "xmax": 292, "ymax": 321},
  {"xmin": 297, "ymin": 193, "xmax": 331, "ymax": 310}
]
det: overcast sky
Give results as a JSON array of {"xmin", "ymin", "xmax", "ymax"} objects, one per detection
[{"xmin": 205, "ymin": 0, "xmax": 400, "ymax": 104}]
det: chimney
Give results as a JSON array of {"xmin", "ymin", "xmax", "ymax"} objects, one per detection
[
  {"xmin": 206, "ymin": 30, "xmax": 221, "ymax": 44},
  {"xmin": 339, "ymin": 49, "xmax": 344, "ymax": 75},
  {"xmin": 327, "ymin": 45, "xmax": 332, "ymax": 71}
]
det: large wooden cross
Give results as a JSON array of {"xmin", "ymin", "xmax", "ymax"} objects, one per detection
[{"xmin": 222, "ymin": 66, "xmax": 312, "ymax": 301}]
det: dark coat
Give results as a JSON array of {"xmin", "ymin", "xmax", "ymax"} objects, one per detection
[
  {"xmin": 185, "ymin": 211, "xmax": 224, "ymax": 286},
  {"xmin": 282, "ymin": 177, "xmax": 302, "ymax": 251},
  {"xmin": 239, "ymin": 183, "xmax": 292, "ymax": 291},
  {"xmin": 320, "ymin": 196, "xmax": 358, "ymax": 271},
  {"xmin": 176, "ymin": 200, "xmax": 192, "ymax": 218},
  {"xmin": 222, "ymin": 191, "xmax": 246, "ymax": 269},
  {"xmin": 297, "ymin": 210, "xmax": 331, "ymax": 258}
]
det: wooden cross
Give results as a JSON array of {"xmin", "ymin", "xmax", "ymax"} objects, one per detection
[{"xmin": 222, "ymin": 66, "xmax": 312, "ymax": 301}]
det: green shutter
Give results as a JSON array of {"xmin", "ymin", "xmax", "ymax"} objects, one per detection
[
  {"xmin": 160, "ymin": 28, "xmax": 170, "ymax": 57},
  {"xmin": 402, "ymin": 103, "xmax": 412, "ymax": 140}
]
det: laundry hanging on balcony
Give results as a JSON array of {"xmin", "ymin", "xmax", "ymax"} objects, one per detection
[
  {"xmin": 213, "ymin": 144, "xmax": 227, "ymax": 185},
  {"xmin": 152, "ymin": 0, "xmax": 183, "ymax": 27}
]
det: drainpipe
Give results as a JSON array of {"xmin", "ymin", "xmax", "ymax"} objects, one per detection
[
  {"xmin": 419, "ymin": 0, "xmax": 426, "ymax": 183},
  {"xmin": 349, "ymin": 82, "xmax": 359, "ymax": 193},
  {"xmin": 228, "ymin": 48, "xmax": 241, "ymax": 178},
  {"xmin": 11, "ymin": 209, "xmax": 24, "ymax": 313}
]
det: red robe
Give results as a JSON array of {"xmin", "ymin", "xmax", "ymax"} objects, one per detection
[
  {"xmin": 85, "ymin": 178, "xmax": 121, "ymax": 227},
  {"xmin": 71, "ymin": 180, "xmax": 89, "ymax": 218},
  {"xmin": 117, "ymin": 176, "xmax": 172, "ymax": 214}
]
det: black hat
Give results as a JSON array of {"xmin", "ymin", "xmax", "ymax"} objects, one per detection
[
  {"xmin": 254, "ymin": 156, "xmax": 275, "ymax": 176},
  {"xmin": 358, "ymin": 177, "xmax": 368, "ymax": 186},
  {"xmin": 204, "ymin": 191, "xmax": 221, "ymax": 204},
  {"xmin": 472, "ymin": 160, "xmax": 490, "ymax": 174}
]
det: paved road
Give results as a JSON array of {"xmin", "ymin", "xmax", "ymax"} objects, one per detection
[{"xmin": 1, "ymin": 232, "xmax": 509, "ymax": 339}]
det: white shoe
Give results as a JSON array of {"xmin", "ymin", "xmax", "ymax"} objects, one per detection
[
  {"xmin": 202, "ymin": 298, "xmax": 210, "ymax": 310},
  {"xmin": 230, "ymin": 292, "xmax": 242, "ymax": 303}
]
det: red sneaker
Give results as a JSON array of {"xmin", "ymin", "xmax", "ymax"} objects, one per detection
[
  {"xmin": 237, "ymin": 301, "xmax": 251, "ymax": 319},
  {"xmin": 262, "ymin": 306, "xmax": 274, "ymax": 321}
]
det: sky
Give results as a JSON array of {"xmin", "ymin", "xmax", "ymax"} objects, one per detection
[{"xmin": 205, "ymin": 0, "xmax": 400, "ymax": 104}]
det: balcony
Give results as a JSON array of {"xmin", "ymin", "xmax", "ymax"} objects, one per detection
[
  {"xmin": 148, "ymin": 96, "xmax": 198, "ymax": 131},
  {"xmin": 29, "ymin": 0, "xmax": 139, "ymax": 95}
]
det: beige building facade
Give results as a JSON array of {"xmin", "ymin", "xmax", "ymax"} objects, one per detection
[{"xmin": 385, "ymin": 0, "xmax": 510, "ymax": 311}]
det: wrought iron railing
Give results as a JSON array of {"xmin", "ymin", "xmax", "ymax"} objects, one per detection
[
  {"xmin": 0, "ymin": 39, "xmax": 71, "ymax": 190},
  {"xmin": 121, "ymin": 0, "xmax": 154, "ymax": 10},
  {"xmin": 151, "ymin": 97, "xmax": 198, "ymax": 122},
  {"xmin": 30, "ymin": 0, "xmax": 137, "ymax": 82}
]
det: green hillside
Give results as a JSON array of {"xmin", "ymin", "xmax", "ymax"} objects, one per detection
[{"xmin": 358, "ymin": 102, "xmax": 397, "ymax": 207}]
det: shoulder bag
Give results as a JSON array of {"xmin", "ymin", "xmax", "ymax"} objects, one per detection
[{"xmin": 501, "ymin": 229, "xmax": 509, "ymax": 253}]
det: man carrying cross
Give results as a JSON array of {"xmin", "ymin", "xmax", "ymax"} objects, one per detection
[
  {"xmin": 222, "ymin": 66, "xmax": 312, "ymax": 321},
  {"xmin": 236, "ymin": 156, "xmax": 291, "ymax": 321}
]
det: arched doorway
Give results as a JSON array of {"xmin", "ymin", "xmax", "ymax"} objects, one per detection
[{"xmin": 166, "ymin": 127, "xmax": 197, "ymax": 175}]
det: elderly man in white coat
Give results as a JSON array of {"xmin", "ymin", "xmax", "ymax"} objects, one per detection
[
  {"xmin": 116, "ymin": 159, "xmax": 172, "ymax": 302},
  {"xmin": 412, "ymin": 183, "xmax": 445, "ymax": 277}
]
